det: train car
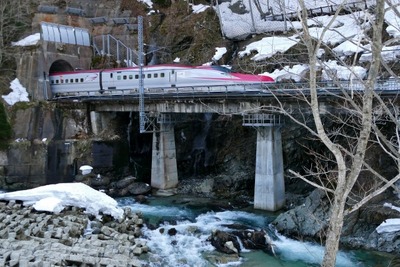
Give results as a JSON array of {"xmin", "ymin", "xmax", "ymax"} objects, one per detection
[{"xmin": 49, "ymin": 64, "xmax": 274, "ymax": 97}]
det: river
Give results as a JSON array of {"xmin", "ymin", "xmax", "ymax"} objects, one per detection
[{"xmin": 117, "ymin": 195, "xmax": 391, "ymax": 267}]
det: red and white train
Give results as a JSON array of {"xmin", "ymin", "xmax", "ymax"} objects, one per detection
[{"xmin": 49, "ymin": 64, "xmax": 274, "ymax": 97}]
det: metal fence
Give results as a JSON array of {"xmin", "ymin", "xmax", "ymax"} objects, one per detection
[{"xmin": 92, "ymin": 34, "xmax": 138, "ymax": 67}]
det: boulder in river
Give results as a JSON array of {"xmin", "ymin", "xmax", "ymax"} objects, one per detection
[
  {"xmin": 209, "ymin": 230, "xmax": 241, "ymax": 254},
  {"xmin": 208, "ymin": 228, "xmax": 276, "ymax": 256}
]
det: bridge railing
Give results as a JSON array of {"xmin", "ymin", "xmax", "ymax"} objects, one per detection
[{"xmin": 243, "ymin": 114, "xmax": 282, "ymax": 127}]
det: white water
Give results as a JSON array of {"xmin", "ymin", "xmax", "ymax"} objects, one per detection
[
  {"xmin": 274, "ymin": 236, "xmax": 358, "ymax": 267},
  {"xmin": 117, "ymin": 197, "xmax": 367, "ymax": 267}
]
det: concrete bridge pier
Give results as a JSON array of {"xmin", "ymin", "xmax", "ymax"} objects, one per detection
[
  {"xmin": 254, "ymin": 126, "xmax": 285, "ymax": 210},
  {"xmin": 90, "ymin": 111, "xmax": 118, "ymax": 135},
  {"xmin": 151, "ymin": 122, "xmax": 178, "ymax": 189},
  {"xmin": 243, "ymin": 114, "xmax": 285, "ymax": 211}
]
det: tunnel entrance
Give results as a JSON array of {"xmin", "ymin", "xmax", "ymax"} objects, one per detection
[{"xmin": 49, "ymin": 59, "xmax": 74, "ymax": 73}]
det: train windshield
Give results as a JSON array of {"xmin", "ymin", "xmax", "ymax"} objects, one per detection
[{"xmin": 210, "ymin": 65, "xmax": 232, "ymax": 73}]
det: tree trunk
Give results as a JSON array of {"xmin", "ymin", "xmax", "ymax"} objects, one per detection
[{"xmin": 322, "ymin": 192, "xmax": 346, "ymax": 267}]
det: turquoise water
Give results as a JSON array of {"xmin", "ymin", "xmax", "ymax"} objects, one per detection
[{"xmin": 117, "ymin": 195, "xmax": 392, "ymax": 267}]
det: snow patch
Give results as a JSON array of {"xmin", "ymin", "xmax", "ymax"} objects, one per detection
[
  {"xmin": 2, "ymin": 78, "xmax": 29, "ymax": 106},
  {"xmin": 0, "ymin": 183, "xmax": 124, "ymax": 219}
]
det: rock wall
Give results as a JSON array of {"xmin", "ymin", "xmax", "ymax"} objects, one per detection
[{"xmin": 0, "ymin": 100, "xmax": 138, "ymax": 190}]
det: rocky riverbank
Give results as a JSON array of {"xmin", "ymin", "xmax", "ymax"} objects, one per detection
[
  {"xmin": 272, "ymin": 189, "xmax": 400, "ymax": 254},
  {"xmin": 0, "ymin": 200, "xmax": 148, "ymax": 266}
]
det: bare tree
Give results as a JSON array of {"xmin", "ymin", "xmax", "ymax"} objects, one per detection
[
  {"xmin": 266, "ymin": 0, "xmax": 400, "ymax": 266},
  {"xmin": 0, "ymin": 0, "xmax": 32, "ymax": 89}
]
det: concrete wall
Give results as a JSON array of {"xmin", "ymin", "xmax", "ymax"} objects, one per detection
[{"xmin": 14, "ymin": 42, "xmax": 93, "ymax": 101}]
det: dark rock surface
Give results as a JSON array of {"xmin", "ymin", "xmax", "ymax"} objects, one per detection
[
  {"xmin": 273, "ymin": 189, "xmax": 330, "ymax": 240},
  {"xmin": 208, "ymin": 228, "xmax": 275, "ymax": 255},
  {"xmin": 75, "ymin": 174, "xmax": 151, "ymax": 198},
  {"xmin": 273, "ymin": 189, "xmax": 400, "ymax": 254},
  {"xmin": 209, "ymin": 230, "xmax": 241, "ymax": 254}
]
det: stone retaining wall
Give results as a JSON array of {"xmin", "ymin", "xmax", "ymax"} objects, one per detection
[{"xmin": 0, "ymin": 201, "xmax": 147, "ymax": 266}]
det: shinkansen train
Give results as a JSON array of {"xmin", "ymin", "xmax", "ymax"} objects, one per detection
[{"xmin": 49, "ymin": 64, "xmax": 274, "ymax": 97}]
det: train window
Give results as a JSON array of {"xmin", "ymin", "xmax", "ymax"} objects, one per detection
[
  {"xmin": 129, "ymin": 75, "xmax": 133, "ymax": 79},
  {"xmin": 70, "ymin": 79, "xmax": 74, "ymax": 83},
  {"xmin": 75, "ymin": 79, "xmax": 79, "ymax": 83},
  {"xmin": 51, "ymin": 80, "xmax": 54, "ymax": 84},
  {"xmin": 161, "ymin": 73, "xmax": 165, "ymax": 78},
  {"xmin": 123, "ymin": 75, "xmax": 127, "ymax": 80},
  {"xmin": 60, "ymin": 79, "xmax": 64, "ymax": 83},
  {"xmin": 110, "ymin": 73, "xmax": 113, "ymax": 78},
  {"xmin": 65, "ymin": 79, "xmax": 69, "ymax": 83},
  {"xmin": 154, "ymin": 73, "xmax": 158, "ymax": 78},
  {"xmin": 117, "ymin": 76, "xmax": 121, "ymax": 80},
  {"xmin": 135, "ymin": 75, "xmax": 139, "ymax": 79},
  {"xmin": 147, "ymin": 74, "xmax": 151, "ymax": 78},
  {"xmin": 211, "ymin": 65, "xmax": 232, "ymax": 73},
  {"xmin": 80, "ymin": 78, "xmax": 84, "ymax": 82},
  {"xmin": 56, "ymin": 80, "xmax": 59, "ymax": 84}
]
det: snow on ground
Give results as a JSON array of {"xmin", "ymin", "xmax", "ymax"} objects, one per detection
[
  {"xmin": 321, "ymin": 60, "xmax": 367, "ymax": 81},
  {"xmin": 309, "ymin": 13, "xmax": 370, "ymax": 45},
  {"xmin": 267, "ymin": 64, "xmax": 309, "ymax": 82},
  {"xmin": 375, "ymin": 203, "xmax": 400, "ymax": 233},
  {"xmin": 11, "ymin": 33, "xmax": 40, "ymax": 46},
  {"xmin": 385, "ymin": 1, "xmax": 400, "ymax": 38},
  {"xmin": 0, "ymin": 183, "xmax": 124, "ymax": 219},
  {"xmin": 239, "ymin": 36, "xmax": 299, "ymax": 61},
  {"xmin": 377, "ymin": 218, "xmax": 400, "ymax": 234},
  {"xmin": 212, "ymin": 47, "xmax": 227, "ymax": 61},
  {"xmin": 137, "ymin": 0, "xmax": 153, "ymax": 8},
  {"xmin": 2, "ymin": 78, "xmax": 29, "ymax": 106},
  {"xmin": 191, "ymin": 4, "xmax": 209, "ymax": 14}
]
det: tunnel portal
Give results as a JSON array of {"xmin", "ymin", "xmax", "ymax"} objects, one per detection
[{"xmin": 49, "ymin": 59, "xmax": 74, "ymax": 73}]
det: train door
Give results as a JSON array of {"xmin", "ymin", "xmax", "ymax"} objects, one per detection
[
  {"xmin": 169, "ymin": 70, "xmax": 177, "ymax": 87},
  {"xmin": 107, "ymin": 72, "xmax": 117, "ymax": 89}
]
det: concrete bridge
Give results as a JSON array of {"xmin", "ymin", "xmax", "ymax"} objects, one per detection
[{"xmin": 56, "ymin": 94, "xmax": 288, "ymax": 211}]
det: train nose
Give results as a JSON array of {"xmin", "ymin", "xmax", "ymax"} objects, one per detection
[{"xmin": 259, "ymin": 75, "xmax": 274, "ymax": 82}]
